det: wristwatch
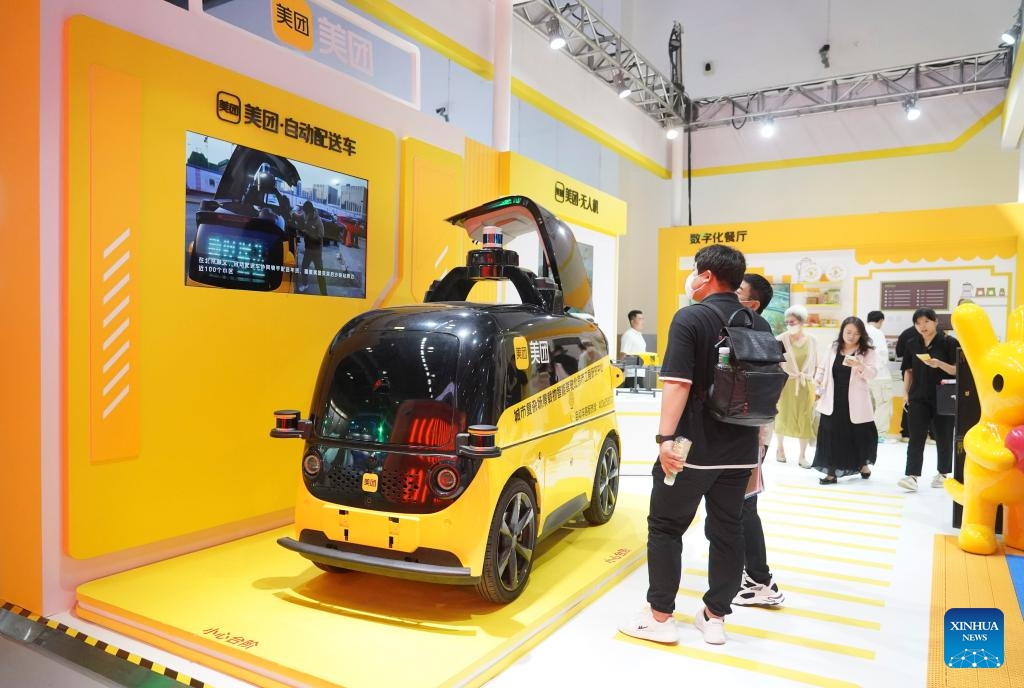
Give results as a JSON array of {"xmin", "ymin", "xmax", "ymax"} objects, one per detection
[{"xmin": 655, "ymin": 434, "xmax": 675, "ymax": 444}]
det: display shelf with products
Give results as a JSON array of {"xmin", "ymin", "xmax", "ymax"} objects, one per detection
[{"xmin": 792, "ymin": 281, "xmax": 846, "ymax": 327}]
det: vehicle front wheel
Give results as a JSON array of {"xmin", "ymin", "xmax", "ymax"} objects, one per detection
[
  {"xmin": 476, "ymin": 478, "xmax": 537, "ymax": 604},
  {"xmin": 582, "ymin": 436, "xmax": 619, "ymax": 525}
]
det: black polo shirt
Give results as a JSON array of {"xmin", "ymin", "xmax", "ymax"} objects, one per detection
[
  {"xmin": 659, "ymin": 292, "xmax": 770, "ymax": 467},
  {"xmin": 900, "ymin": 331, "xmax": 959, "ymax": 402}
]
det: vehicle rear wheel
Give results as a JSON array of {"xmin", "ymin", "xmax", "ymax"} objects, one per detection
[
  {"xmin": 476, "ymin": 478, "xmax": 537, "ymax": 604},
  {"xmin": 583, "ymin": 436, "xmax": 619, "ymax": 525}
]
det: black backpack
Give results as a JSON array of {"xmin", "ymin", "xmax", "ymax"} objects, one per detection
[{"xmin": 699, "ymin": 304, "xmax": 788, "ymax": 426}]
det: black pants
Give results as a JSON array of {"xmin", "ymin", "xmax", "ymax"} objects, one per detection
[
  {"xmin": 739, "ymin": 495, "xmax": 770, "ymax": 584},
  {"xmin": 647, "ymin": 462, "xmax": 751, "ymax": 617},
  {"xmin": 904, "ymin": 398, "xmax": 954, "ymax": 477}
]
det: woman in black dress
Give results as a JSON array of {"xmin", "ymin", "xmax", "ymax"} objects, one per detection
[{"xmin": 812, "ymin": 317, "xmax": 879, "ymax": 484}]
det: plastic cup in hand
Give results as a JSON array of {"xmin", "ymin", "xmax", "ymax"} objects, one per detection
[{"xmin": 664, "ymin": 436, "xmax": 692, "ymax": 486}]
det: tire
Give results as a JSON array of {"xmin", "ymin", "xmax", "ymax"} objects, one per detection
[
  {"xmin": 476, "ymin": 478, "xmax": 538, "ymax": 604},
  {"xmin": 583, "ymin": 436, "xmax": 619, "ymax": 525},
  {"xmin": 313, "ymin": 562, "xmax": 350, "ymax": 574}
]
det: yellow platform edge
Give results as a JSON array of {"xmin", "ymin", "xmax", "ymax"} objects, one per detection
[{"xmin": 75, "ymin": 494, "xmax": 650, "ymax": 688}]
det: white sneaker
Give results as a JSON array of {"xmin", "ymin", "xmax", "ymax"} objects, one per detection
[
  {"xmin": 733, "ymin": 572, "xmax": 785, "ymax": 606},
  {"xmin": 931, "ymin": 473, "xmax": 947, "ymax": 488},
  {"xmin": 693, "ymin": 606, "xmax": 727, "ymax": 644},
  {"xmin": 897, "ymin": 475, "xmax": 918, "ymax": 492},
  {"xmin": 618, "ymin": 607, "xmax": 678, "ymax": 644}
]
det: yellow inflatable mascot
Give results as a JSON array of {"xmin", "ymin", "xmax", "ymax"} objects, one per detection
[{"xmin": 946, "ymin": 303, "xmax": 1024, "ymax": 554}]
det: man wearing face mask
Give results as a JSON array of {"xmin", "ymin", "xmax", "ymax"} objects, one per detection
[{"xmin": 619, "ymin": 245, "xmax": 771, "ymax": 646}]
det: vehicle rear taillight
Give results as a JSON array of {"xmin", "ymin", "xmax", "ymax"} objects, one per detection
[
  {"xmin": 430, "ymin": 465, "xmax": 461, "ymax": 497},
  {"xmin": 302, "ymin": 452, "xmax": 323, "ymax": 478}
]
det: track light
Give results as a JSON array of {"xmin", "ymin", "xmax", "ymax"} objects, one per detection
[
  {"xmin": 665, "ymin": 124, "xmax": 680, "ymax": 140},
  {"xmin": 760, "ymin": 118, "xmax": 776, "ymax": 138},
  {"xmin": 546, "ymin": 16, "xmax": 566, "ymax": 50},
  {"xmin": 1002, "ymin": 24, "xmax": 1020, "ymax": 45},
  {"xmin": 904, "ymin": 99, "xmax": 921, "ymax": 121},
  {"xmin": 614, "ymin": 73, "xmax": 631, "ymax": 99}
]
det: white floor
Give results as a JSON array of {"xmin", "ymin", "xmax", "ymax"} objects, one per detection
[
  {"xmin": 29, "ymin": 392, "xmax": 957, "ymax": 688},
  {"xmin": 490, "ymin": 393, "xmax": 956, "ymax": 688}
]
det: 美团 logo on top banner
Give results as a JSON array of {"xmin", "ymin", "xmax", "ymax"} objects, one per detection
[{"xmin": 944, "ymin": 608, "xmax": 1003, "ymax": 668}]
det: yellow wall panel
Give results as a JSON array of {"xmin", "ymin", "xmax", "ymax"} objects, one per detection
[
  {"xmin": 388, "ymin": 138, "xmax": 466, "ymax": 306},
  {"xmin": 65, "ymin": 17, "xmax": 397, "ymax": 558},
  {"xmin": 504, "ymin": 152, "xmax": 627, "ymax": 236}
]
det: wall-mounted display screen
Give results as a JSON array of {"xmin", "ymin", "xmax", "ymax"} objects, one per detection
[{"xmin": 184, "ymin": 131, "xmax": 368, "ymax": 298}]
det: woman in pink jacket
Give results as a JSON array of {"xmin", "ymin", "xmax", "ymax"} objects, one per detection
[{"xmin": 811, "ymin": 316, "xmax": 879, "ymax": 484}]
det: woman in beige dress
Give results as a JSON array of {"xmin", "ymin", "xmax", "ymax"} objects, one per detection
[{"xmin": 775, "ymin": 305, "xmax": 819, "ymax": 467}]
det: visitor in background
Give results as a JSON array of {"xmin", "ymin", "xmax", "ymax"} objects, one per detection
[
  {"xmin": 733, "ymin": 274, "xmax": 785, "ymax": 606},
  {"xmin": 865, "ymin": 311, "xmax": 893, "ymax": 441},
  {"xmin": 812, "ymin": 317, "xmax": 879, "ymax": 484},
  {"xmin": 898, "ymin": 308, "xmax": 959, "ymax": 492},
  {"xmin": 775, "ymin": 305, "xmax": 819, "ymax": 467}
]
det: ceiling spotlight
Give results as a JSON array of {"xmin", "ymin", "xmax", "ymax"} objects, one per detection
[
  {"xmin": 614, "ymin": 73, "xmax": 631, "ymax": 99},
  {"xmin": 1002, "ymin": 31, "xmax": 1017, "ymax": 45},
  {"xmin": 546, "ymin": 16, "xmax": 566, "ymax": 50},
  {"xmin": 904, "ymin": 99, "xmax": 921, "ymax": 121},
  {"xmin": 665, "ymin": 125, "xmax": 680, "ymax": 140},
  {"xmin": 760, "ymin": 118, "xmax": 776, "ymax": 138}
]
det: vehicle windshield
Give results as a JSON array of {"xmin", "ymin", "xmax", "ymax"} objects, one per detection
[{"xmin": 319, "ymin": 332, "xmax": 463, "ymax": 448}]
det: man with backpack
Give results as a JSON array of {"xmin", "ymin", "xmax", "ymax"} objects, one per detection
[{"xmin": 619, "ymin": 245, "xmax": 776, "ymax": 646}]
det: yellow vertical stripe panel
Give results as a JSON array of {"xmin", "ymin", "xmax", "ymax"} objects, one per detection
[
  {"xmin": 88, "ymin": 65, "xmax": 141, "ymax": 463},
  {"xmin": 394, "ymin": 138, "xmax": 465, "ymax": 305}
]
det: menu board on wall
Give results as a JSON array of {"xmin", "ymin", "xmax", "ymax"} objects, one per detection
[{"xmin": 880, "ymin": 280, "xmax": 949, "ymax": 310}]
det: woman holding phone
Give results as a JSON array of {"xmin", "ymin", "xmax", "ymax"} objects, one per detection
[{"xmin": 811, "ymin": 316, "xmax": 879, "ymax": 484}]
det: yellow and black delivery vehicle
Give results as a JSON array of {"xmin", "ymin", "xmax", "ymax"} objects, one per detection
[{"xmin": 272, "ymin": 196, "xmax": 622, "ymax": 602}]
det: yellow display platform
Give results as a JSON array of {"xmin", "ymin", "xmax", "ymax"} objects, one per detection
[
  {"xmin": 928, "ymin": 535, "xmax": 1024, "ymax": 687},
  {"xmin": 76, "ymin": 493, "xmax": 648, "ymax": 688}
]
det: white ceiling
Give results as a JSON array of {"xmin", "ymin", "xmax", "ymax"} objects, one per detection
[{"xmin": 587, "ymin": 0, "xmax": 1022, "ymax": 99}]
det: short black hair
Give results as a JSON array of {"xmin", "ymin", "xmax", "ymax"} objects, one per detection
[
  {"xmin": 302, "ymin": 200, "xmax": 314, "ymax": 210},
  {"xmin": 867, "ymin": 310, "xmax": 884, "ymax": 324},
  {"xmin": 627, "ymin": 309, "xmax": 643, "ymax": 324},
  {"xmin": 913, "ymin": 307, "xmax": 937, "ymax": 323},
  {"xmin": 742, "ymin": 274, "xmax": 773, "ymax": 315},
  {"xmin": 694, "ymin": 244, "xmax": 746, "ymax": 291}
]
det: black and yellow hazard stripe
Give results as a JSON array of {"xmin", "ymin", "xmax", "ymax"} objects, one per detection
[{"xmin": 0, "ymin": 599, "xmax": 207, "ymax": 687}]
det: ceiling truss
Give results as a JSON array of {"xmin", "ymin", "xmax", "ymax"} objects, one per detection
[{"xmin": 512, "ymin": 0, "xmax": 1013, "ymax": 132}]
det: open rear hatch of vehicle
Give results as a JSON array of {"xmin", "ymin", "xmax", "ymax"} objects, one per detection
[{"xmin": 445, "ymin": 196, "xmax": 594, "ymax": 316}]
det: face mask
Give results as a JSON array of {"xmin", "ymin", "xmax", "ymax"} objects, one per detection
[
  {"xmin": 684, "ymin": 271, "xmax": 703, "ymax": 300},
  {"xmin": 787, "ymin": 324, "xmax": 801, "ymax": 334}
]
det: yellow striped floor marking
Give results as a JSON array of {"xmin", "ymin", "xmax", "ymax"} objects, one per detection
[
  {"xmin": 0, "ymin": 600, "xmax": 202, "ymax": 687},
  {"xmin": 672, "ymin": 612, "xmax": 875, "ymax": 659},
  {"xmin": 757, "ymin": 508, "xmax": 902, "ymax": 529},
  {"xmin": 776, "ymin": 583, "xmax": 886, "ymax": 608},
  {"xmin": 766, "ymin": 500, "xmax": 903, "ymax": 519},
  {"xmin": 776, "ymin": 484, "xmax": 906, "ymax": 501},
  {"xmin": 761, "ymin": 520, "xmax": 899, "ymax": 541},
  {"xmin": 675, "ymin": 588, "xmax": 881, "ymax": 629},
  {"xmin": 763, "ymin": 531, "xmax": 897, "ymax": 554},
  {"xmin": 686, "ymin": 564, "xmax": 890, "ymax": 588},
  {"xmin": 616, "ymin": 634, "xmax": 862, "ymax": 687},
  {"xmin": 769, "ymin": 491, "xmax": 906, "ymax": 510},
  {"xmin": 767, "ymin": 547, "xmax": 894, "ymax": 570}
]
